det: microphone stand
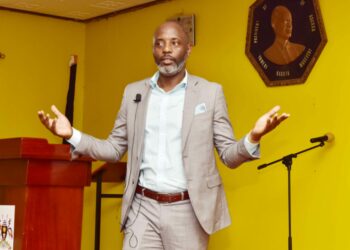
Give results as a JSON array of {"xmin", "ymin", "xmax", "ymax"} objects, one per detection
[{"xmin": 257, "ymin": 141, "xmax": 326, "ymax": 250}]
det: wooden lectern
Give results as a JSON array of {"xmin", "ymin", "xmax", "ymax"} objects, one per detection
[{"xmin": 0, "ymin": 138, "xmax": 92, "ymax": 250}]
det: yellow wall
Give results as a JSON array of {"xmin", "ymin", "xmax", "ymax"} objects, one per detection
[
  {"xmin": 1, "ymin": 0, "xmax": 350, "ymax": 249},
  {"xmin": 82, "ymin": 0, "xmax": 350, "ymax": 249},
  {"xmin": 0, "ymin": 10, "xmax": 85, "ymax": 142}
]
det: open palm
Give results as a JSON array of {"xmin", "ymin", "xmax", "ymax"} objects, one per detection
[
  {"xmin": 250, "ymin": 106, "xmax": 289, "ymax": 142},
  {"xmin": 38, "ymin": 105, "xmax": 73, "ymax": 139}
]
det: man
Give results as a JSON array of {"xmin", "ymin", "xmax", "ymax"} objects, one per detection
[
  {"xmin": 263, "ymin": 5, "xmax": 306, "ymax": 65},
  {"xmin": 38, "ymin": 21, "xmax": 289, "ymax": 250}
]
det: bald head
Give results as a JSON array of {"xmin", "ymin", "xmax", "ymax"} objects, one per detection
[{"xmin": 153, "ymin": 21, "xmax": 190, "ymax": 45}]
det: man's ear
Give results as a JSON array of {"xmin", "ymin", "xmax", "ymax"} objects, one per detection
[{"xmin": 186, "ymin": 44, "xmax": 192, "ymax": 57}]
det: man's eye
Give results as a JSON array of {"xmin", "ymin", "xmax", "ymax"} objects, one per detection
[{"xmin": 155, "ymin": 41, "xmax": 164, "ymax": 47}]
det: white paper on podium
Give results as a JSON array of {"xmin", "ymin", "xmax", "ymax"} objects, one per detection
[{"xmin": 0, "ymin": 205, "xmax": 15, "ymax": 250}]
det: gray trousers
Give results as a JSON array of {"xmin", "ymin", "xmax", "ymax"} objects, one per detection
[{"xmin": 122, "ymin": 194, "xmax": 209, "ymax": 250}]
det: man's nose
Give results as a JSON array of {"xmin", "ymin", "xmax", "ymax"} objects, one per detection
[{"xmin": 163, "ymin": 42, "xmax": 173, "ymax": 53}]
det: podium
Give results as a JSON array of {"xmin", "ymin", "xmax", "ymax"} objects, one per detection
[{"xmin": 0, "ymin": 138, "xmax": 92, "ymax": 250}]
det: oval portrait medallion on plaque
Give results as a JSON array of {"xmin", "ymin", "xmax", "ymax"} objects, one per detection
[{"xmin": 246, "ymin": 0, "xmax": 327, "ymax": 86}]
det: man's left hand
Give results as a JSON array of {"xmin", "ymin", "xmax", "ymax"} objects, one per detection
[{"xmin": 249, "ymin": 105, "xmax": 289, "ymax": 143}]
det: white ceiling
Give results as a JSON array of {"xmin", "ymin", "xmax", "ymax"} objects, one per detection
[{"xmin": 0, "ymin": 0, "xmax": 166, "ymax": 21}]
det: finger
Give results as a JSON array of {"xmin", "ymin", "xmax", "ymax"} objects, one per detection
[
  {"xmin": 38, "ymin": 112, "xmax": 49, "ymax": 124},
  {"xmin": 51, "ymin": 105, "xmax": 63, "ymax": 118},
  {"xmin": 272, "ymin": 114, "xmax": 289, "ymax": 127},
  {"xmin": 271, "ymin": 113, "xmax": 279, "ymax": 123},
  {"xmin": 266, "ymin": 105, "xmax": 281, "ymax": 117},
  {"xmin": 38, "ymin": 111, "xmax": 45, "ymax": 121},
  {"xmin": 38, "ymin": 110, "xmax": 57, "ymax": 132},
  {"xmin": 281, "ymin": 113, "xmax": 290, "ymax": 118},
  {"xmin": 265, "ymin": 117, "xmax": 273, "ymax": 127},
  {"xmin": 42, "ymin": 114, "xmax": 52, "ymax": 127},
  {"xmin": 278, "ymin": 114, "xmax": 290, "ymax": 123},
  {"xmin": 273, "ymin": 116, "xmax": 279, "ymax": 124},
  {"xmin": 39, "ymin": 116, "xmax": 50, "ymax": 128},
  {"xmin": 44, "ymin": 112, "xmax": 56, "ymax": 127},
  {"xmin": 52, "ymin": 118, "xmax": 57, "ymax": 133},
  {"xmin": 268, "ymin": 113, "xmax": 278, "ymax": 124},
  {"xmin": 277, "ymin": 113, "xmax": 290, "ymax": 120},
  {"xmin": 38, "ymin": 110, "xmax": 48, "ymax": 119}
]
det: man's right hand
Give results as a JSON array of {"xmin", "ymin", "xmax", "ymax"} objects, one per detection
[{"xmin": 38, "ymin": 105, "xmax": 73, "ymax": 140}]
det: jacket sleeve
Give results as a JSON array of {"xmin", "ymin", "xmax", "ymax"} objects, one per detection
[
  {"xmin": 213, "ymin": 85, "xmax": 259, "ymax": 168},
  {"xmin": 71, "ymin": 87, "xmax": 128, "ymax": 162}
]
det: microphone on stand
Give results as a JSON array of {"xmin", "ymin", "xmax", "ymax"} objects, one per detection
[{"xmin": 310, "ymin": 133, "xmax": 335, "ymax": 143}]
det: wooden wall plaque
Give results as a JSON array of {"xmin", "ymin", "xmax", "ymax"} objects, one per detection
[{"xmin": 246, "ymin": 0, "xmax": 327, "ymax": 86}]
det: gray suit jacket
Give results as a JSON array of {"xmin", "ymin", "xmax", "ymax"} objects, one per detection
[{"xmin": 73, "ymin": 74, "xmax": 259, "ymax": 234}]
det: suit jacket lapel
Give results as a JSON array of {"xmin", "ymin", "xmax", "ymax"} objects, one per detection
[
  {"xmin": 182, "ymin": 74, "xmax": 199, "ymax": 153},
  {"xmin": 135, "ymin": 79, "xmax": 151, "ymax": 160}
]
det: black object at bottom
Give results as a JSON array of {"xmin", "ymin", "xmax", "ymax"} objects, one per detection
[
  {"xmin": 258, "ymin": 141, "xmax": 325, "ymax": 250},
  {"xmin": 94, "ymin": 173, "xmax": 123, "ymax": 250}
]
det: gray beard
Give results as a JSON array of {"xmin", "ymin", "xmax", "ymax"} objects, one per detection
[{"xmin": 157, "ymin": 60, "xmax": 186, "ymax": 76}]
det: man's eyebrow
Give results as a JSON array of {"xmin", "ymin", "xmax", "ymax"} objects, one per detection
[{"xmin": 154, "ymin": 37, "xmax": 181, "ymax": 42}]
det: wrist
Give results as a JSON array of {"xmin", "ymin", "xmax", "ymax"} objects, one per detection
[
  {"xmin": 64, "ymin": 128, "xmax": 73, "ymax": 140},
  {"xmin": 248, "ymin": 131, "xmax": 261, "ymax": 144}
]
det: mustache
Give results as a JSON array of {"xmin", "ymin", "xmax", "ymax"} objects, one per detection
[{"xmin": 160, "ymin": 55, "xmax": 176, "ymax": 61}]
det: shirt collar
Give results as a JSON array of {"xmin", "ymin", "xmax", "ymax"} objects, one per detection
[{"xmin": 150, "ymin": 71, "xmax": 188, "ymax": 92}]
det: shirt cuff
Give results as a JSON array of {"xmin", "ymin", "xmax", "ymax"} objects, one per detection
[
  {"xmin": 66, "ymin": 128, "xmax": 82, "ymax": 148},
  {"xmin": 244, "ymin": 135, "xmax": 260, "ymax": 156}
]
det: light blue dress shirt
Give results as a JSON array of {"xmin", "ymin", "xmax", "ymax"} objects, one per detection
[{"xmin": 138, "ymin": 71, "xmax": 188, "ymax": 192}]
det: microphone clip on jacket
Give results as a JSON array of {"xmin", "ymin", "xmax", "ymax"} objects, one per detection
[{"xmin": 134, "ymin": 94, "xmax": 142, "ymax": 103}]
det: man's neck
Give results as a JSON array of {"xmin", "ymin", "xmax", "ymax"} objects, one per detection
[{"xmin": 157, "ymin": 69, "xmax": 186, "ymax": 92}]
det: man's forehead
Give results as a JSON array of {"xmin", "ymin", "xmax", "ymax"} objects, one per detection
[{"xmin": 154, "ymin": 22, "xmax": 187, "ymax": 40}]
